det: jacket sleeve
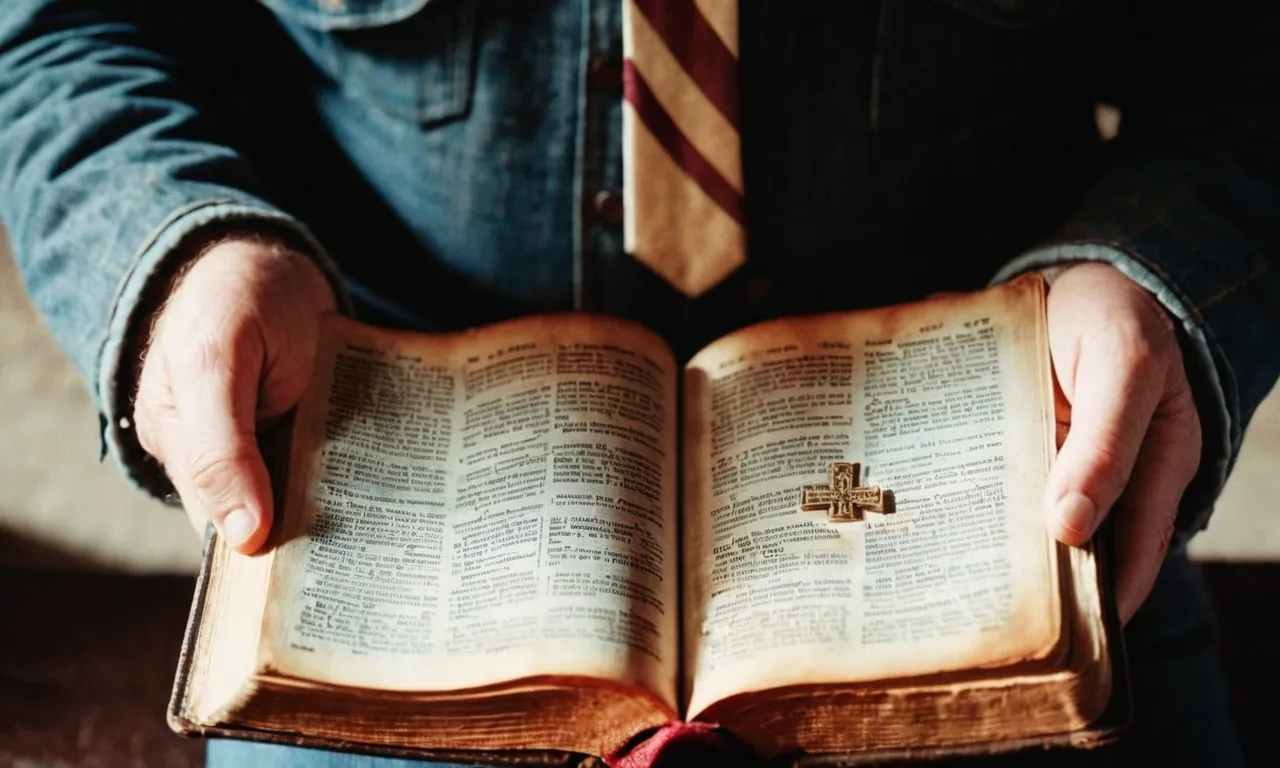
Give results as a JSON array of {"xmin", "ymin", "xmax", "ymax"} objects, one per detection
[
  {"xmin": 996, "ymin": 1, "xmax": 1280, "ymax": 537},
  {"xmin": 0, "ymin": 1, "xmax": 348, "ymax": 494}
]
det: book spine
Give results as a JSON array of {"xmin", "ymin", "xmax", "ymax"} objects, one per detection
[{"xmin": 166, "ymin": 524, "xmax": 218, "ymax": 735}]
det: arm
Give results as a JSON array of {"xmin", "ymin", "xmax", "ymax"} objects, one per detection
[
  {"xmin": 995, "ymin": 1, "xmax": 1280, "ymax": 619},
  {"xmin": 0, "ymin": 1, "xmax": 346, "ymax": 548}
]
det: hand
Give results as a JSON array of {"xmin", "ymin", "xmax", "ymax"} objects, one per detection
[
  {"xmin": 134, "ymin": 236, "xmax": 336, "ymax": 554},
  {"xmin": 1043, "ymin": 263, "xmax": 1201, "ymax": 623}
]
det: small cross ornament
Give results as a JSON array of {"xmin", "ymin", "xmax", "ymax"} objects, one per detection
[{"xmin": 800, "ymin": 462, "xmax": 887, "ymax": 523}]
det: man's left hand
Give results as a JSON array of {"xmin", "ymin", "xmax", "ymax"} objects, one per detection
[{"xmin": 1042, "ymin": 263, "xmax": 1202, "ymax": 623}]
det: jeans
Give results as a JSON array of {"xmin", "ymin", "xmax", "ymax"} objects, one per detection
[{"xmin": 206, "ymin": 548, "xmax": 1244, "ymax": 767}]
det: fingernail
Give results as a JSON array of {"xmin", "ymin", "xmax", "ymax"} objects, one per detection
[
  {"xmin": 223, "ymin": 508, "xmax": 256, "ymax": 546},
  {"xmin": 1055, "ymin": 492, "xmax": 1097, "ymax": 541}
]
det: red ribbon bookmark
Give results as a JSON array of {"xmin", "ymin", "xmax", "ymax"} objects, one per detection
[{"xmin": 606, "ymin": 721, "xmax": 765, "ymax": 768}]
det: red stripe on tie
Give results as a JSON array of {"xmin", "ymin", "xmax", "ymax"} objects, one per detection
[
  {"xmin": 624, "ymin": 61, "xmax": 744, "ymax": 226},
  {"xmin": 632, "ymin": 0, "xmax": 738, "ymax": 128}
]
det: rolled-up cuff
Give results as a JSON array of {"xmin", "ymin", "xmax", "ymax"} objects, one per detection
[
  {"xmin": 992, "ymin": 243, "xmax": 1232, "ymax": 539},
  {"xmin": 96, "ymin": 198, "xmax": 351, "ymax": 498}
]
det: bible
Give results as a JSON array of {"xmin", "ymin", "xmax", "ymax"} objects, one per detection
[{"xmin": 169, "ymin": 275, "xmax": 1128, "ymax": 765}]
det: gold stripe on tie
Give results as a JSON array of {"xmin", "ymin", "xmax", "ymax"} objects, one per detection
[
  {"xmin": 691, "ymin": 0, "xmax": 738, "ymax": 56},
  {"xmin": 628, "ymin": 7, "xmax": 742, "ymax": 194},
  {"xmin": 623, "ymin": 0, "xmax": 745, "ymax": 297}
]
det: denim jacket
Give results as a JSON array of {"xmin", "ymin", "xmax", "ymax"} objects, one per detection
[{"xmin": 2, "ymin": 0, "xmax": 1278, "ymax": 537}]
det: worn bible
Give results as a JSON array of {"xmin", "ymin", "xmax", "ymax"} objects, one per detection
[{"xmin": 169, "ymin": 275, "xmax": 1128, "ymax": 765}]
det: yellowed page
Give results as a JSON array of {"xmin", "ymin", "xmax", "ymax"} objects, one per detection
[
  {"xmin": 258, "ymin": 315, "xmax": 680, "ymax": 711},
  {"xmin": 682, "ymin": 277, "xmax": 1059, "ymax": 717}
]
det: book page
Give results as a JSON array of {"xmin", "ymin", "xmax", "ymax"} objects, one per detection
[
  {"xmin": 682, "ymin": 277, "xmax": 1059, "ymax": 717},
  {"xmin": 259, "ymin": 315, "xmax": 680, "ymax": 710}
]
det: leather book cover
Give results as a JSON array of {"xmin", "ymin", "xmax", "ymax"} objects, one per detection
[
  {"xmin": 780, "ymin": 525, "xmax": 1132, "ymax": 766},
  {"xmin": 168, "ymin": 518, "xmax": 1128, "ymax": 766},
  {"xmin": 166, "ymin": 529, "xmax": 585, "ymax": 767}
]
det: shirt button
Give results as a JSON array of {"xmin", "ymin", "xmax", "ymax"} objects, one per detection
[
  {"xmin": 591, "ymin": 190, "xmax": 624, "ymax": 224},
  {"xmin": 589, "ymin": 58, "xmax": 623, "ymax": 91}
]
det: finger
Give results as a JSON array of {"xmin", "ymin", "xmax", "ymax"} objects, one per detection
[
  {"xmin": 133, "ymin": 330, "xmax": 176, "ymax": 462},
  {"xmin": 1111, "ymin": 387, "xmax": 1201, "ymax": 624},
  {"xmin": 168, "ymin": 330, "xmax": 274, "ymax": 554},
  {"xmin": 1045, "ymin": 324, "xmax": 1165, "ymax": 545},
  {"xmin": 141, "ymin": 407, "xmax": 212, "ymax": 539},
  {"xmin": 135, "ymin": 357, "xmax": 211, "ymax": 539},
  {"xmin": 138, "ymin": 404, "xmax": 211, "ymax": 539}
]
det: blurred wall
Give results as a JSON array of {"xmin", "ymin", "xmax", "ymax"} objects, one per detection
[{"xmin": 0, "ymin": 230, "xmax": 199, "ymax": 572}]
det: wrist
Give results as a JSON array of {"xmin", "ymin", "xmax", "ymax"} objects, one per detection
[{"xmin": 154, "ymin": 224, "xmax": 334, "ymax": 320}]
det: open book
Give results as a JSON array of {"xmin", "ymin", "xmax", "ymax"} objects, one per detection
[{"xmin": 169, "ymin": 275, "xmax": 1127, "ymax": 765}]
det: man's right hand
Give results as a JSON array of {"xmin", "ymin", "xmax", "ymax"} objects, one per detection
[{"xmin": 133, "ymin": 237, "xmax": 337, "ymax": 555}]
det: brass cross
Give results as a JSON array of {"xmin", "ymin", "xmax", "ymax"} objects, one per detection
[{"xmin": 799, "ymin": 462, "xmax": 886, "ymax": 523}]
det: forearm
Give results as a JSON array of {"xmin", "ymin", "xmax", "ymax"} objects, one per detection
[{"xmin": 0, "ymin": 1, "xmax": 347, "ymax": 491}]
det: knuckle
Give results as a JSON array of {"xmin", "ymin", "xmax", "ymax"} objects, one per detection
[
  {"xmin": 1085, "ymin": 443, "xmax": 1132, "ymax": 500},
  {"xmin": 185, "ymin": 445, "xmax": 249, "ymax": 507},
  {"xmin": 176, "ymin": 316, "xmax": 262, "ymax": 379},
  {"xmin": 132, "ymin": 400, "xmax": 174, "ymax": 462},
  {"xmin": 189, "ymin": 336, "xmax": 237, "ymax": 378},
  {"xmin": 1116, "ymin": 329, "xmax": 1158, "ymax": 376},
  {"xmin": 1089, "ymin": 314, "xmax": 1172, "ymax": 381},
  {"xmin": 1128, "ymin": 342, "xmax": 1159, "ymax": 379}
]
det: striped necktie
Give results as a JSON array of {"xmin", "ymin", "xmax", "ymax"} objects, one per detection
[{"xmin": 623, "ymin": 0, "xmax": 744, "ymax": 297}]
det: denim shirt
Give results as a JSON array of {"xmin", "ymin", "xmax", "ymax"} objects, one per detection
[{"xmin": 2, "ymin": 0, "xmax": 1278, "ymax": 536}]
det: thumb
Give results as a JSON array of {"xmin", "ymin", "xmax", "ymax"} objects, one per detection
[
  {"xmin": 1046, "ymin": 332, "xmax": 1161, "ymax": 544},
  {"xmin": 171, "ymin": 332, "xmax": 275, "ymax": 555},
  {"xmin": 1044, "ymin": 270, "xmax": 1173, "ymax": 545}
]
